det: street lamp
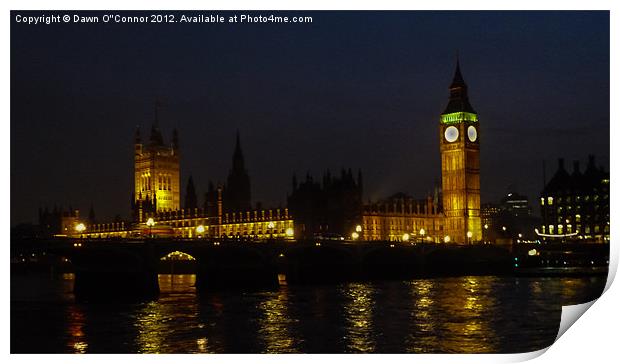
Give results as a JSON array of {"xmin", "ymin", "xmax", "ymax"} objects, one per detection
[
  {"xmin": 146, "ymin": 218, "xmax": 155, "ymax": 238},
  {"xmin": 196, "ymin": 225, "xmax": 205, "ymax": 238},
  {"xmin": 355, "ymin": 225, "xmax": 362, "ymax": 233},
  {"xmin": 467, "ymin": 231, "xmax": 473, "ymax": 245},
  {"xmin": 75, "ymin": 223, "xmax": 86, "ymax": 238},
  {"xmin": 444, "ymin": 235, "xmax": 450, "ymax": 243},
  {"xmin": 285, "ymin": 227, "xmax": 294, "ymax": 238},
  {"xmin": 402, "ymin": 233, "xmax": 410, "ymax": 242},
  {"xmin": 351, "ymin": 231, "xmax": 359, "ymax": 240},
  {"xmin": 419, "ymin": 228, "xmax": 425, "ymax": 243}
]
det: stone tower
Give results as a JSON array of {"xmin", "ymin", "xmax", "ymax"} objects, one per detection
[
  {"xmin": 133, "ymin": 104, "xmax": 180, "ymax": 221},
  {"xmin": 439, "ymin": 59, "xmax": 482, "ymax": 243}
]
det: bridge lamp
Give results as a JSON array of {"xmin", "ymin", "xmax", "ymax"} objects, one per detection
[
  {"xmin": 351, "ymin": 232, "xmax": 359, "ymax": 240},
  {"xmin": 444, "ymin": 235, "xmax": 451, "ymax": 243},
  {"xmin": 355, "ymin": 225, "xmax": 362, "ymax": 233},
  {"xmin": 402, "ymin": 233, "xmax": 410, "ymax": 242},
  {"xmin": 196, "ymin": 225, "xmax": 205, "ymax": 238},
  {"xmin": 502, "ymin": 226, "xmax": 507, "ymax": 232},
  {"xmin": 75, "ymin": 223, "xmax": 86, "ymax": 236},
  {"xmin": 285, "ymin": 227, "xmax": 294, "ymax": 238},
  {"xmin": 146, "ymin": 218, "xmax": 155, "ymax": 238}
]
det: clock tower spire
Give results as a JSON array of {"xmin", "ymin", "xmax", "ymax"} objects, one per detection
[{"xmin": 439, "ymin": 59, "xmax": 481, "ymax": 244}]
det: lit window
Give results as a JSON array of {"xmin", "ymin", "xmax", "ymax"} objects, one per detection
[
  {"xmin": 575, "ymin": 214, "xmax": 581, "ymax": 222},
  {"xmin": 549, "ymin": 225, "xmax": 554, "ymax": 234},
  {"xmin": 547, "ymin": 197, "xmax": 553, "ymax": 205},
  {"xmin": 540, "ymin": 198, "xmax": 545, "ymax": 206}
]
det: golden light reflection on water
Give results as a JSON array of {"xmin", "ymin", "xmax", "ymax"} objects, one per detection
[
  {"xmin": 134, "ymin": 274, "xmax": 204, "ymax": 353},
  {"xmin": 341, "ymin": 282, "xmax": 376, "ymax": 353},
  {"xmin": 135, "ymin": 301, "xmax": 166, "ymax": 353},
  {"xmin": 256, "ymin": 286, "xmax": 299, "ymax": 353},
  {"xmin": 406, "ymin": 280, "xmax": 436, "ymax": 352},
  {"xmin": 65, "ymin": 303, "xmax": 87, "ymax": 353},
  {"xmin": 405, "ymin": 277, "xmax": 501, "ymax": 353},
  {"xmin": 438, "ymin": 276, "xmax": 499, "ymax": 353}
]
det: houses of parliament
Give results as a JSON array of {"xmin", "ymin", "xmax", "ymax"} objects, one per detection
[{"xmin": 47, "ymin": 61, "xmax": 482, "ymax": 244}]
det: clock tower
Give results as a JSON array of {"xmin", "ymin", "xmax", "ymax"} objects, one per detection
[{"xmin": 439, "ymin": 59, "xmax": 481, "ymax": 243}]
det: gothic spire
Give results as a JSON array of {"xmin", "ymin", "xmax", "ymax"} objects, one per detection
[
  {"xmin": 172, "ymin": 128, "xmax": 179, "ymax": 150},
  {"xmin": 450, "ymin": 56, "xmax": 466, "ymax": 89},
  {"xmin": 134, "ymin": 125, "xmax": 141, "ymax": 144},
  {"xmin": 150, "ymin": 99, "xmax": 164, "ymax": 145},
  {"xmin": 185, "ymin": 175, "xmax": 197, "ymax": 210},
  {"xmin": 232, "ymin": 130, "xmax": 245, "ymax": 170},
  {"xmin": 443, "ymin": 56, "xmax": 476, "ymax": 114}
]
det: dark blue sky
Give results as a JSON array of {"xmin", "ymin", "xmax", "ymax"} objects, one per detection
[{"xmin": 11, "ymin": 11, "xmax": 609, "ymax": 224}]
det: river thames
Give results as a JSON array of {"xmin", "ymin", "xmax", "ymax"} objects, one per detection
[{"xmin": 11, "ymin": 273, "xmax": 605, "ymax": 353}]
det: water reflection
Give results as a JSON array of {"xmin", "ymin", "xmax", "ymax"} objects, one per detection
[
  {"xmin": 341, "ymin": 282, "xmax": 376, "ymax": 353},
  {"xmin": 406, "ymin": 277, "xmax": 500, "ymax": 353},
  {"xmin": 406, "ymin": 280, "xmax": 437, "ymax": 352},
  {"xmin": 256, "ymin": 287, "xmax": 300, "ymax": 353},
  {"xmin": 437, "ymin": 277, "xmax": 499, "ymax": 353},
  {"xmin": 65, "ymin": 303, "xmax": 87, "ymax": 353},
  {"xmin": 134, "ymin": 274, "xmax": 203, "ymax": 353},
  {"xmin": 11, "ymin": 272, "xmax": 606, "ymax": 353}
]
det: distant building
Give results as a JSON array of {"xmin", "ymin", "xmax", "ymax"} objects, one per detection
[
  {"xmin": 480, "ymin": 203, "xmax": 501, "ymax": 242},
  {"xmin": 481, "ymin": 191, "xmax": 539, "ymax": 242},
  {"xmin": 287, "ymin": 169, "xmax": 363, "ymax": 240},
  {"xmin": 540, "ymin": 156, "xmax": 609, "ymax": 242},
  {"xmin": 38, "ymin": 206, "xmax": 81, "ymax": 237}
]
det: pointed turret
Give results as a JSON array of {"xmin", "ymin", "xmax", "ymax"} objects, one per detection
[
  {"xmin": 88, "ymin": 203, "xmax": 96, "ymax": 224},
  {"xmin": 150, "ymin": 100, "xmax": 165, "ymax": 146},
  {"xmin": 185, "ymin": 175, "xmax": 197, "ymax": 210},
  {"xmin": 443, "ymin": 57, "xmax": 477, "ymax": 114},
  {"xmin": 232, "ymin": 130, "xmax": 245, "ymax": 170},
  {"xmin": 134, "ymin": 126, "xmax": 141, "ymax": 144},
  {"xmin": 172, "ymin": 128, "xmax": 179, "ymax": 151},
  {"xmin": 225, "ymin": 131, "xmax": 252, "ymax": 212}
]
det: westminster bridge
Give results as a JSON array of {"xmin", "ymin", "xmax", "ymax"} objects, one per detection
[{"xmin": 11, "ymin": 238, "xmax": 609, "ymax": 300}]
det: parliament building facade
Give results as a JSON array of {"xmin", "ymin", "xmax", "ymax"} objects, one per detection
[{"xmin": 71, "ymin": 62, "xmax": 482, "ymax": 244}]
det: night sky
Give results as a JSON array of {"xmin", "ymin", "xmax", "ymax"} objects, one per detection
[{"xmin": 10, "ymin": 11, "xmax": 609, "ymax": 225}]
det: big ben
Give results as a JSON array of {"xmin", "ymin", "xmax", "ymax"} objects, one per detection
[{"xmin": 439, "ymin": 59, "xmax": 481, "ymax": 244}]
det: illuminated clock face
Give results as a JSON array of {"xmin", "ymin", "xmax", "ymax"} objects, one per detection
[
  {"xmin": 467, "ymin": 125, "xmax": 478, "ymax": 142},
  {"xmin": 444, "ymin": 126, "xmax": 459, "ymax": 143}
]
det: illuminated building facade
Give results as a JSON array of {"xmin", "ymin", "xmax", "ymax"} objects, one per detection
[
  {"xmin": 362, "ymin": 194, "xmax": 444, "ymax": 242},
  {"xmin": 132, "ymin": 114, "xmax": 181, "ymax": 221},
  {"xmin": 58, "ymin": 62, "xmax": 485, "ymax": 244},
  {"xmin": 540, "ymin": 156, "xmax": 609, "ymax": 242},
  {"xmin": 439, "ymin": 60, "xmax": 482, "ymax": 243}
]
